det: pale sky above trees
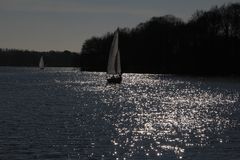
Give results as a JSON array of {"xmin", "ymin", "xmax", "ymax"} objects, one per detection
[{"xmin": 0, "ymin": 0, "xmax": 238, "ymax": 52}]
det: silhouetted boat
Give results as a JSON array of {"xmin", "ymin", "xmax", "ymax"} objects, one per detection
[
  {"xmin": 39, "ymin": 56, "xmax": 44, "ymax": 70},
  {"xmin": 107, "ymin": 29, "xmax": 122, "ymax": 84}
]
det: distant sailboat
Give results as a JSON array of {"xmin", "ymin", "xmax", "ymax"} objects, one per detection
[
  {"xmin": 39, "ymin": 56, "xmax": 44, "ymax": 70},
  {"xmin": 107, "ymin": 29, "xmax": 122, "ymax": 84}
]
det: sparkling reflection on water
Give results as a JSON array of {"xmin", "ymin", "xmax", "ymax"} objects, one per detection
[
  {"xmin": 98, "ymin": 74, "xmax": 239, "ymax": 159},
  {"xmin": 1, "ymin": 68, "xmax": 240, "ymax": 160}
]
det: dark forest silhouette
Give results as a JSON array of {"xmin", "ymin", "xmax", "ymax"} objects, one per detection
[
  {"xmin": 80, "ymin": 3, "xmax": 240, "ymax": 75},
  {"xmin": 0, "ymin": 48, "xmax": 80, "ymax": 67}
]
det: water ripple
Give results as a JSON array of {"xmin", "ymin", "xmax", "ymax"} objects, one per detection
[
  {"xmin": 1, "ymin": 69, "xmax": 240, "ymax": 160},
  {"xmin": 98, "ymin": 74, "xmax": 240, "ymax": 159}
]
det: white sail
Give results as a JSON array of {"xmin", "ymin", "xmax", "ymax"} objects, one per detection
[
  {"xmin": 107, "ymin": 30, "xmax": 121, "ymax": 74},
  {"xmin": 39, "ymin": 56, "xmax": 44, "ymax": 69}
]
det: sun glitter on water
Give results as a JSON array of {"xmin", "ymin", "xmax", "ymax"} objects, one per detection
[{"xmin": 99, "ymin": 74, "xmax": 239, "ymax": 159}]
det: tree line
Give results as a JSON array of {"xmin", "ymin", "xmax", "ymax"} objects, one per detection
[
  {"xmin": 0, "ymin": 48, "xmax": 80, "ymax": 67},
  {"xmin": 80, "ymin": 3, "xmax": 240, "ymax": 75}
]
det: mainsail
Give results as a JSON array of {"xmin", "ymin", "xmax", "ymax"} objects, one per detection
[
  {"xmin": 107, "ymin": 30, "xmax": 121, "ymax": 75},
  {"xmin": 39, "ymin": 56, "xmax": 44, "ymax": 69}
]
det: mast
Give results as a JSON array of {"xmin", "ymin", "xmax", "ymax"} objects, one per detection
[{"xmin": 116, "ymin": 50, "xmax": 121, "ymax": 74}]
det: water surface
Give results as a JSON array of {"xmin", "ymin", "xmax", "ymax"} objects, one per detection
[{"xmin": 0, "ymin": 67, "xmax": 240, "ymax": 160}]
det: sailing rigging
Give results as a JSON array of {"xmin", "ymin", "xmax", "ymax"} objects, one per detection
[
  {"xmin": 39, "ymin": 56, "xmax": 44, "ymax": 70},
  {"xmin": 107, "ymin": 29, "xmax": 122, "ymax": 84}
]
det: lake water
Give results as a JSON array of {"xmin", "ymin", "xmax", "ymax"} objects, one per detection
[{"xmin": 0, "ymin": 67, "xmax": 240, "ymax": 160}]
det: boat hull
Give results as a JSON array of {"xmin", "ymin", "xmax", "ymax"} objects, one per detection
[{"xmin": 107, "ymin": 77, "xmax": 122, "ymax": 84}]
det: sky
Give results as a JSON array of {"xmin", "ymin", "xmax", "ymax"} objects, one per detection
[{"xmin": 0, "ymin": 0, "xmax": 239, "ymax": 52}]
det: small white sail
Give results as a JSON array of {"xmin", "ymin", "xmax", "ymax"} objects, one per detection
[
  {"xmin": 107, "ymin": 30, "xmax": 121, "ymax": 74},
  {"xmin": 39, "ymin": 56, "xmax": 44, "ymax": 69}
]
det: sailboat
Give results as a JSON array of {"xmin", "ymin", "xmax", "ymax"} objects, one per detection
[
  {"xmin": 39, "ymin": 56, "xmax": 44, "ymax": 70},
  {"xmin": 107, "ymin": 29, "xmax": 122, "ymax": 84}
]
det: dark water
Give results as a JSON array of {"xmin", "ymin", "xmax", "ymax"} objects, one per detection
[{"xmin": 1, "ymin": 67, "xmax": 240, "ymax": 160}]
